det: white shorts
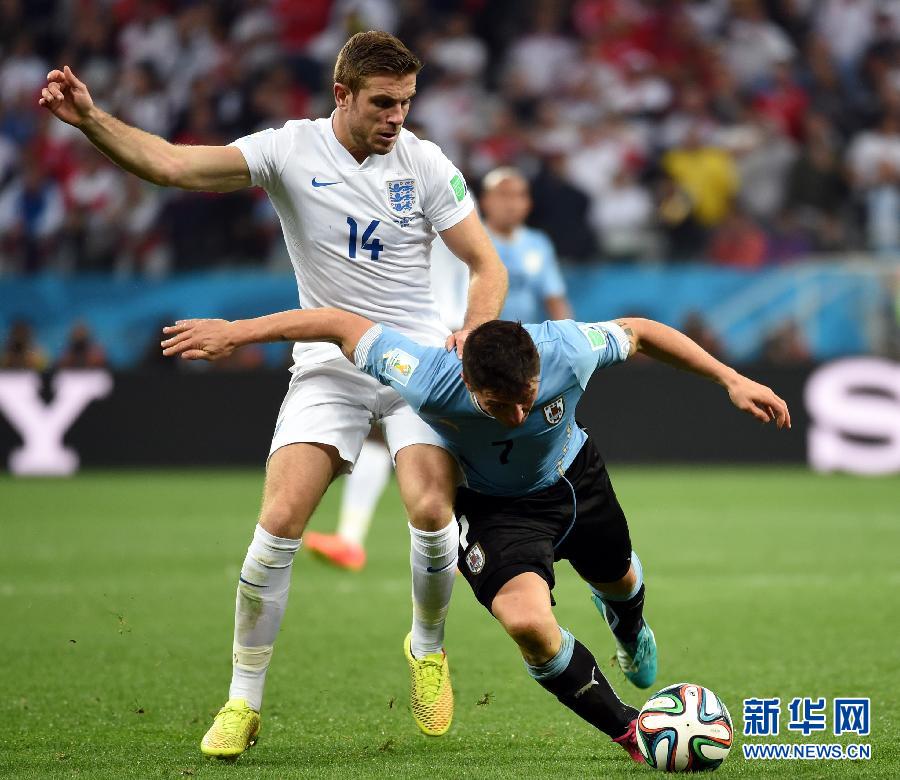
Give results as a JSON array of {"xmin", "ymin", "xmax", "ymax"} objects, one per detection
[{"xmin": 269, "ymin": 357, "xmax": 446, "ymax": 473}]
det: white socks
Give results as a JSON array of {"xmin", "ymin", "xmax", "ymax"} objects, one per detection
[
  {"xmin": 228, "ymin": 507, "xmax": 456, "ymax": 707},
  {"xmin": 337, "ymin": 439, "xmax": 393, "ymax": 546},
  {"xmin": 408, "ymin": 520, "xmax": 459, "ymax": 657},
  {"xmin": 229, "ymin": 524, "xmax": 300, "ymax": 712}
]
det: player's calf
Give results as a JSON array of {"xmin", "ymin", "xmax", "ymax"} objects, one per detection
[
  {"xmin": 526, "ymin": 626, "xmax": 639, "ymax": 742},
  {"xmin": 229, "ymin": 525, "xmax": 301, "ymax": 711},
  {"xmin": 589, "ymin": 552, "xmax": 646, "ymax": 643},
  {"xmin": 498, "ymin": 610, "xmax": 561, "ymax": 665},
  {"xmin": 589, "ymin": 551, "xmax": 657, "ymax": 689},
  {"xmin": 491, "ymin": 574, "xmax": 636, "ymax": 748}
]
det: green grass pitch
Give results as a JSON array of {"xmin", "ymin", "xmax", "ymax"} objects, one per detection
[{"xmin": 1, "ymin": 467, "xmax": 897, "ymax": 779}]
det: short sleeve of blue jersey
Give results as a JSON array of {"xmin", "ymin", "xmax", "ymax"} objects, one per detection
[
  {"xmin": 353, "ymin": 324, "xmax": 459, "ymax": 410},
  {"xmin": 551, "ymin": 319, "xmax": 632, "ymax": 389}
]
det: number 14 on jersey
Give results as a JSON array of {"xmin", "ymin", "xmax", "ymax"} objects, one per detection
[{"xmin": 346, "ymin": 217, "xmax": 384, "ymax": 261}]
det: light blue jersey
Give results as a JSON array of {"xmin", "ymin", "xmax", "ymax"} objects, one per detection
[
  {"xmin": 492, "ymin": 226, "xmax": 566, "ymax": 323},
  {"xmin": 354, "ymin": 320, "xmax": 630, "ymax": 496}
]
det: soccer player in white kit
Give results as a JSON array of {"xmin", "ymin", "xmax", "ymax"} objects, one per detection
[{"xmin": 40, "ymin": 31, "xmax": 508, "ymax": 757}]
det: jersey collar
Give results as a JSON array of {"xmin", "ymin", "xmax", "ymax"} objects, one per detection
[
  {"xmin": 325, "ymin": 111, "xmax": 385, "ymax": 172},
  {"xmin": 486, "ymin": 226, "xmax": 522, "ymax": 246},
  {"xmin": 468, "ymin": 391, "xmax": 493, "ymax": 418}
]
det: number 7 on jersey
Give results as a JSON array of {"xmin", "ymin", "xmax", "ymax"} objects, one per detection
[{"xmin": 347, "ymin": 217, "xmax": 384, "ymax": 261}]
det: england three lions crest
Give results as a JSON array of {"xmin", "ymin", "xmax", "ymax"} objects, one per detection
[
  {"xmin": 543, "ymin": 396, "xmax": 565, "ymax": 425},
  {"xmin": 387, "ymin": 178, "xmax": 417, "ymax": 214}
]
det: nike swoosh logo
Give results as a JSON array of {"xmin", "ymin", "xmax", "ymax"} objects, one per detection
[
  {"xmin": 311, "ymin": 177, "xmax": 342, "ymax": 187},
  {"xmin": 426, "ymin": 561, "xmax": 455, "ymax": 573}
]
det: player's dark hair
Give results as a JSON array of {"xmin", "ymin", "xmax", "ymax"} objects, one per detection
[
  {"xmin": 463, "ymin": 320, "xmax": 540, "ymax": 397},
  {"xmin": 334, "ymin": 31, "xmax": 422, "ymax": 94}
]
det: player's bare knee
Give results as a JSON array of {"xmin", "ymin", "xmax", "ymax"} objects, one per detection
[
  {"xmin": 590, "ymin": 562, "xmax": 637, "ymax": 598},
  {"xmin": 499, "ymin": 611, "xmax": 556, "ymax": 656},
  {"xmin": 406, "ymin": 495, "xmax": 454, "ymax": 532},
  {"xmin": 258, "ymin": 502, "xmax": 307, "ymax": 539},
  {"xmin": 259, "ymin": 442, "xmax": 340, "ymax": 538},
  {"xmin": 613, "ymin": 563, "xmax": 637, "ymax": 592},
  {"xmin": 510, "ymin": 626, "xmax": 558, "ymax": 666},
  {"xmin": 501, "ymin": 612, "xmax": 541, "ymax": 643}
]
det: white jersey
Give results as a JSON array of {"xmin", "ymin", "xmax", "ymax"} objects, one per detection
[{"xmin": 231, "ymin": 115, "xmax": 474, "ymax": 365}]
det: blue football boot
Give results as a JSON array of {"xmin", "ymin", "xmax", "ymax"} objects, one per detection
[{"xmin": 592, "ymin": 595, "xmax": 658, "ymax": 689}]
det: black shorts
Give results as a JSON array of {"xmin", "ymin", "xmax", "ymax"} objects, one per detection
[{"xmin": 454, "ymin": 435, "xmax": 632, "ymax": 612}]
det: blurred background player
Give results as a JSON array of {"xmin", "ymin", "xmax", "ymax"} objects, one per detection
[
  {"xmin": 481, "ymin": 166, "xmax": 572, "ymax": 322},
  {"xmin": 305, "ymin": 166, "xmax": 572, "ymax": 570}
]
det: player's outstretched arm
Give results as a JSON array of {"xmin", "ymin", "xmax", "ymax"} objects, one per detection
[
  {"xmin": 40, "ymin": 66, "xmax": 249, "ymax": 192},
  {"xmin": 617, "ymin": 317, "xmax": 791, "ymax": 429},
  {"xmin": 440, "ymin": 211, "xmax": 508, "ymax": 355},
  {"xmin": 161, "ymin": 309, "xmax": 375, "ymax": 361}
]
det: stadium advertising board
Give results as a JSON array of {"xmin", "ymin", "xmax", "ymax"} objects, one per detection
[
  {"xmin": 0, "ymin": 370, "xmax": 113, "ymax": 475},
  {"xmin": 0, "ymin": 359, "xmax": 898, "ymax": 474},
  {"xmin": 805, "ymin": 358, "xmax": 900, "ymax": 476}
]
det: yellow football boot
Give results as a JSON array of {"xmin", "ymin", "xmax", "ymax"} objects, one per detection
[
  {"xmin": 200, "ymin": 698, "xmax": 260, "ymax": 759},
  {"xmin": 404, "ymin": 632, "xmax": 454, "ymax": 736}
]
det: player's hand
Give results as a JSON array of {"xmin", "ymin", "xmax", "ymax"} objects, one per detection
[
  {"xmin": 161, "ymin": 319, "xmax": 237, "ymax": 361},
  {"xmin": 446, "ymin": 328, "xmax": 471, "ymax": 357},
  {"xmin": 725, "ymin": 374, "xmax": 791, "ymax": 429},
  {"xmin": 39, "ymin": 66, "xmax": 95, "ymax": 127}
]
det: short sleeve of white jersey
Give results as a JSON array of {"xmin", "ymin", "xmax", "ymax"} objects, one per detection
[
  {"xmin": 229, "ymin": 122, "xmax": 299, "ymax": 191},
  {"xmin": 417, "ymin": 140, "xmax": 475, "ymax": 232},
  {"xmin": 556, "ymin": 319, "xmax": 631, "ymax": 389}
]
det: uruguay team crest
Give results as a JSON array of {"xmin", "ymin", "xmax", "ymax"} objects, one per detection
[
  {"xmin": 387, "ymin": 178, "xmax": 417, "ymax": 214},
  {"xmin": 543, "ymin": 396, "xmax": 565, "ymax": 425},
  {"xmin": 466, "ymin": 542, "xmax": 486, "ymax": 574}
]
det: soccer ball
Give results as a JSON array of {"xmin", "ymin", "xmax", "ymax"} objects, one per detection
[{"xmin": 636, "ymin": 683, "xmax": 733, "ymax": 772}]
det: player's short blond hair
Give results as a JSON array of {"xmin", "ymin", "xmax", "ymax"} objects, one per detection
[{"xmin": 334, "ymin": 31, "xmax": 422, "ymax": 95}]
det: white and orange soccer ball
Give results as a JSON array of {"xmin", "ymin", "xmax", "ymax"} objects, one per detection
[{"xmin": 636, "ymin": 683, "xmax": 734, "ymax": 772}]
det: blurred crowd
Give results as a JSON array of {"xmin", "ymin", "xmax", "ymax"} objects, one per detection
[{"xmin": 0, "ymin": 0, "xmax": 899, "ymax": 276}]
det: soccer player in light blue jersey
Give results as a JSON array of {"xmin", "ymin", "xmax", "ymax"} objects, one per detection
[
  {"xmin": 162, "ymin": 310, "xmax": 790, "ymax": 764},
  {"xmin": 481, "ymin": 167, "xmax": 573, "ymax": 323}
]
